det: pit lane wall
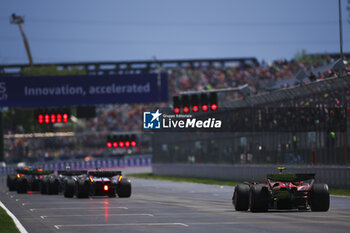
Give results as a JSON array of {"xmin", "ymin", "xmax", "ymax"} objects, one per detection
[
  {"xmin": 0, "ymin": 155, "xmax": 152, "ymax": 176},
  {"xmin": 152, "ymin": 163, "xmax": 350, "ymax": 189}
]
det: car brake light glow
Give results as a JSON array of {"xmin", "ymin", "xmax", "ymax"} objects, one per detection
[{"xmin": 104, "ymin": 185, "xmax": 109, "ymax": 191}]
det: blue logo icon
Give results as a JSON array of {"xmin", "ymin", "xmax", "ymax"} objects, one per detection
[{"xmin": 143, "ymin": 109, "xmax": 162, "ymax": 129}]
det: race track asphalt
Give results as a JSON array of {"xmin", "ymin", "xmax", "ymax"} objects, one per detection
[{"xmin": 1, "ymin": 178, "xmax": 350, "ymax": 233}]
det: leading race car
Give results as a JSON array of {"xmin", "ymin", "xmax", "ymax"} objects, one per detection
[
  {"xmin": 64, "ymin": 170, "xmax": 132, "ymax": 198},
  {"xmin": 7, "ymin": 168, "xmax": 53, "ymax": 194},
  {"xmin": 233, "ymin": 168, "xmax": 329, "ymax": 212}
]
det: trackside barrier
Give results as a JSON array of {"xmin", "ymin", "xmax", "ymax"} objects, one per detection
[
  {"xmin": 153, "ymin": 163, "xmax": 350, "ymax": 189},
  {"xmin": 0, "ymin": 155, "xmax": 152, "ymax": 176}
]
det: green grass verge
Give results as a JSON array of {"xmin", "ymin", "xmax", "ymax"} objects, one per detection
[
  {"xmin": 129, "ymin": 173, "xmax": 350, "ymax": 196},
  {"xmin": 0, "ymin": 206, "xmax": 20, "ymax": 233}
]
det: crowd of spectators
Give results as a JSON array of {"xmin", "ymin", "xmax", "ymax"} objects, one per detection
[
  {"xmin": 5, "ymin": 55, "xmax": 350, "ymax": 161},
  {"xmin": 79, "ymin": 55, "xmax": 345, "ymax": 133}
]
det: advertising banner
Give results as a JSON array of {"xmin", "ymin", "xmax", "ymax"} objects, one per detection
[{"xmin": 0, "ymin": 73, "xmax": 168, "ymax": 106}]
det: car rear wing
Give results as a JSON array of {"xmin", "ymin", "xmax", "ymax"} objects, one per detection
[
  {"xmin": 16, "ymin": 169, "xmax": 54, "ymax": 175},
  {"xmin": 88, "ymin": 170, "xmax": 122, "ymax": 177},
  {"xmin": 58, "ymin": 170, "xmax": 88, "ymax": 176},
  {"xmin": 267, "ymin": 173, "xmax": 315, "ymax": 182}
]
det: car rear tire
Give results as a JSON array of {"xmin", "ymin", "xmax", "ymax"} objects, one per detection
[
  {"xmin": 310, "ymin": 184, "xmax": 330, "ymax": 212},
  {"xmin": 249, "ymin": 185, "xmax": 269, "ymax": 212},
  {"xmin": 31, "ymin": 179, "xmax": 40, "ymax": 191},
  {"xmin": 7, "ymin": 175, "xmax": 17, "ymax": 191},
  {"xmin": 17, "ymin": 177, "xmax": 28, "ymax": 194},
  {"xmin": 40, "ymin": 178, "xmax": 48, "ymax": 194},
  {"xmin": 64, "ymin": 180, "xmax": 75, "ymax": 198},
  {"xmin": 117, "ymin": 178, "xmax": 132, "ymax": 198},
  {"xmin": 48, "ymin": 178, "xmax": 59, "ymax": 195},
  {"xmin": 76, "ymin": 180, "xmax": 89, "ymax": 198},
  {"xmin": 233, "ymin": 184, "xmax": 250, "ymax": 211}
]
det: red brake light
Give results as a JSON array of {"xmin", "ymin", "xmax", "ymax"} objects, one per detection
[
  {"xmin": 104, "ymin": 185, "xmax": 109, "ymax": 191},
  {"xmin": 202, "ymin": 105, "xmax": 208, "ymax": 111}
]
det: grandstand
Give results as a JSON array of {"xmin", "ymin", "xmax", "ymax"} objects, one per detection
[{"xmin": 1, "ymin": 54, "xmax": 349, "ymax": 165}]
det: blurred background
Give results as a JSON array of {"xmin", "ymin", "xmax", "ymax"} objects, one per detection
[{"xmin": 0, "ymin": 0, "xmax": 349, "ymax": 167}]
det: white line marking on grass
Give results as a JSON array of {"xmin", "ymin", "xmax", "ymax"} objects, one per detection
[{"xmin": 0, "ymin": 201, "xmax": 28, "ymax": 233}]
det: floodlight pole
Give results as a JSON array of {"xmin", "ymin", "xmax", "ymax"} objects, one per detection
[
  {"xmin": 339, "ymin": 0, "xmax": 343, "ymax": 59},
  {"xmin": 10, "ymin": 14, "xmax": 33, "ymax": 67}
]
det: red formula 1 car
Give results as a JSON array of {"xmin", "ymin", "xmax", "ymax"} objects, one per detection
[{"xmin": 233, "ymin": 168, "xmax": 329, "ymax": 212}]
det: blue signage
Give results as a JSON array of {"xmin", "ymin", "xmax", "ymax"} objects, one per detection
[{"xmin": 0, "ymin": 73, "xmax": 168, "ymax": 106}]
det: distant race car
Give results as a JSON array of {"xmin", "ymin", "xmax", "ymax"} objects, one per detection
[
  {"xmin": 232, "ymin": 168, "xmax": 329, "ymax": 212},
  {"xmin": 7, "ymin": 168, "xmax": 53, "ymax": 194},
  {"xmin": 40, "ymin": 170, "xmax": 88, "ymax": 196},
  {"xmin": 64, "ymin": 170, "xmax": 132, "ymax": 198}
]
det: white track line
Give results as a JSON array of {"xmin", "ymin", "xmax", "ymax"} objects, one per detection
[
  {"xmin": 53, "ymin": 222, "xmax": 189, "ymax": 229},
  {"xmin": 0, "ymin": 201, "xmax": 28, "ymax": 233},
  {"xmin": 331, "ymin": 195, "xmax": 350, "ymax": 198},
  {"xmin": 30, "ymin": 206, "xmax": 128, "ymax": 211},
  {"xmin": 41, "ymin": 213, "xmax": 154, "ymax": 219}
]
